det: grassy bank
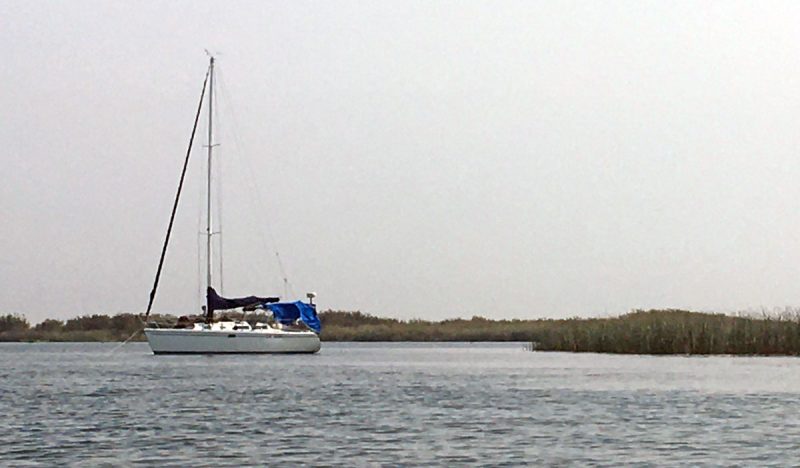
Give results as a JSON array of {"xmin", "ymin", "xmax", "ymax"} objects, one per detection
[
  {"xmin": 525, "ymin": 309, "xmax": 800, "ymax": 355},
  {"xmin": 2, "ymin": 309, "xmax": 800, "ymax": 355}
]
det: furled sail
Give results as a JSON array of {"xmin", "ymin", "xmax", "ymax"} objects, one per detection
[
  {"xmin": 267, "ymin": 301, "xmax": 322, "ymax": 334},
  {"xmin": 206, "ymin": 286, "xmax": 279, "ymax": 314}
]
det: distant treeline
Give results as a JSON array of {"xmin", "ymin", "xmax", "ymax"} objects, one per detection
[
  {"xmin": 0, "ymin": 313, "xmax": 144, "ymax": 343},
  {"xmin": 3, "ymin": 309, "xmax": 800, "ymax": 355}
]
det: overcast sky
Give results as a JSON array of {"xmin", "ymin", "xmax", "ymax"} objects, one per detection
[{"xmin": 3, "ymin": 1, "xmax": 800, "ymax": 323}]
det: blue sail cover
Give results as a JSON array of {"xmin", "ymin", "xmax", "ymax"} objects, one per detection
[{"xmin": 266, "ymin": 301, "xmax": 322, "ymax": 334}]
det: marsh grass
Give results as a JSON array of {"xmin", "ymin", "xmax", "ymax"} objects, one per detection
[
  {"xmin": 526, "ymin": 309, "xmax": 800, "ymax": 355},
  {"xmin": 3, "ymin": 309, "xmax": 800, "ymax": 355}
]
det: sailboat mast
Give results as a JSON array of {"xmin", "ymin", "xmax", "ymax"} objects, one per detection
[
  {"xmin": 206, "ymin": 56, "xmax": 215, "ymax": 292},
  {"xmin": 143, "ymin": 64, "xmax": 210, "ymax": 321}
]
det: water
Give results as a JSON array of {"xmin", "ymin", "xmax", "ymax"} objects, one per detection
[{"xmin": 1, "ymin": 342, "xmax": 799, "ymax": 466}]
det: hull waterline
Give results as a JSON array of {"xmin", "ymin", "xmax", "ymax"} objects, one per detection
[{"xmin": 144, "ymin": 328, "xmax": 321, "ymax": 354}]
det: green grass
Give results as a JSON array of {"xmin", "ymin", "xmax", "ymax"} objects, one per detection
[{"xmin": 526, "ymin": 309, "xmax": 800, "ymax": 355}]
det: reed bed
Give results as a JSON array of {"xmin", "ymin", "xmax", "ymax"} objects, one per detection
[
  {"xmin": 527, "ymin": 309, "xmax": 800, "ymax": 355},
  {"xmin": 3, "ymin": 309, "xmax": 800, "ymax": 355}
]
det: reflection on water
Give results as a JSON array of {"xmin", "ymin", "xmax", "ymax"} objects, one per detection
[{"xmin": 2, "ymin": 342, "xmax": 799, "ymax": 465}]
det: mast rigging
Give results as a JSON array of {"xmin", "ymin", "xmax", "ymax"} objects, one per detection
[{"xmin": 144, "ymin": 63, "xmax": 211, "ymax": 320}]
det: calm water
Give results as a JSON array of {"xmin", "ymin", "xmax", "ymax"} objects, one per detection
[{"xmin": 1, "ymin": 342, "xmax": 799, "ymax": 466}]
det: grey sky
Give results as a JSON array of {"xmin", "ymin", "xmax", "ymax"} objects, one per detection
[{"xmin": 3, "ymin": 1, "xmax": 800, "ymax": 323}]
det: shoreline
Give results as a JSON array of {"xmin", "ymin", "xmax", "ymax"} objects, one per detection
[
  {"xmin": 3, "ymin": 309, "xmax": 800, "ymax": 355},
  {"xmin": 2, "ymin": 340, "xmax": 799, "ymax": 357}
]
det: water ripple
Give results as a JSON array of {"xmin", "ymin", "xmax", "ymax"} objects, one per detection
[{"xmin": 2, "ymin": 342, "xmax": 800, "ymax": 465}]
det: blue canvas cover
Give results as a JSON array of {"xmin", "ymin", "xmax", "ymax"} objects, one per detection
[{"xmin": 266, "ymin": 301, "xmax": 322, "ymax": 334}]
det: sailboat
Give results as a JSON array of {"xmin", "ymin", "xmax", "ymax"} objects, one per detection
[{"xmin": 142, "ymin": 56, "xmax": 321, "ymax": 354}]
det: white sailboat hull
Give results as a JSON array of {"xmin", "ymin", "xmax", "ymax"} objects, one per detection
[{"xmin": 144, "ymin": 328, "xmax": 321, "ymax": 354}]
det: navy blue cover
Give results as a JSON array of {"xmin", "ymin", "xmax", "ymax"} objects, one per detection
[
  {"xmin": 206, "ymin": 287, "xmax": 279, "ymax": 313},
  {"xmin": 267, "ymin": 301, "xmax": 322, "ymax": 334}
]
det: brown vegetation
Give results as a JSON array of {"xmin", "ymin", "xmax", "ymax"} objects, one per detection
[{"xmin": 2, "ymin": 309, "xmax": 800, "ymax": 355}]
